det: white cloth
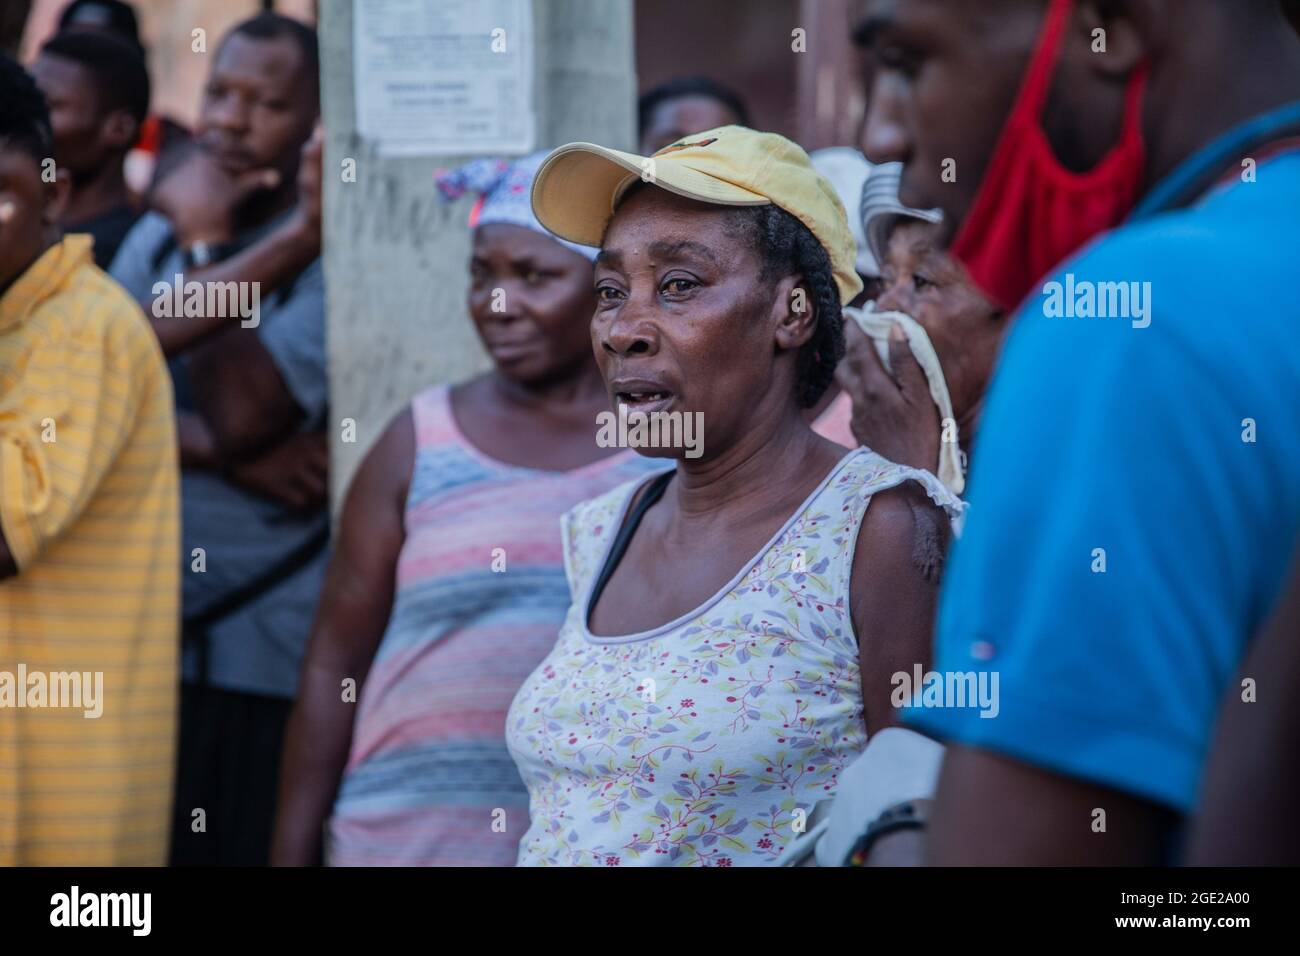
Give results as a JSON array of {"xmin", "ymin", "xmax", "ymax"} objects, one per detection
[
  {"xmin": 844, "ymin": 304, "xmax": 966, "ymax": 498},
  {"xmin": 781, "ymin": 727, "xmax": 945, "ymax": 866}
]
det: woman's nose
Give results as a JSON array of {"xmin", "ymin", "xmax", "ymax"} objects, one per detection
[
  {"xmin": 876, "ymin": 281, "xmax": 909, "ymax": 314},
  {"xmin": 207, "ymin": 93, "xmax": 250, "ymax": 134},
  {"xmin": 599, "ymin": 308, "xmax": 656, "ymax": 356}
]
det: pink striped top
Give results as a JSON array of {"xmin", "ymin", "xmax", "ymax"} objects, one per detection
[{"xmin": 326, "ymin": 384, "xmax": 665, "ymax": 866}]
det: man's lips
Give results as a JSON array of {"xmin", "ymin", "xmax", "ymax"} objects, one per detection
[{"xmin": 203, "ymin": 141, "xmax": 256, "ymax": 171}]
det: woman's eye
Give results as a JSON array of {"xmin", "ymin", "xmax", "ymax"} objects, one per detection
[
  {"xmin": 524, "ymin": 270, "xmax": 543, "ymax": 284},
  {"xmin": 596, "ymin": 286, "xmax": 623, "ymax": 303},
  {"xmin": 914, "ymin": 273, "xmax": 935, "ymax": 292},
  {"xmin": 662, "ymin": 278, "xmax": 697, "ymax": 295}
]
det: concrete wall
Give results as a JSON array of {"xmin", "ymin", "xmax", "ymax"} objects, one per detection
[
  {"xmin": 634, "ymin": 0, "xmax": 866, "ymax": 152},
  {"xmin": 319, "ymin": 0, "xmax": 636, "ymax": 505}
]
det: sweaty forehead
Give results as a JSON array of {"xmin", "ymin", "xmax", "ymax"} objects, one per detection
[
  {"xmin": 650, "ymin": 97, "xmax": 736, "ymax": 134},
  {"xmin": 890, "ymin": 217, "xmax": 943, "ymax": 253},
  {"xmin": 0, "ymin": 146, "xmax": 43, "ymax": 188},
  {"xmin": 602, "ymin": 187, "xmax": 755, "ymax": 264},
  {"xmin": 474, "ymin": 222, "xmax": 583, "ymax": 265},
  {"xmin": 212, "ymin": 33, "xmax": 307, "ymax": 97}
]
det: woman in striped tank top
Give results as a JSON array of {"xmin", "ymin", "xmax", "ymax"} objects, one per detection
[{"xmin": 270, "ymin": 153, "xmax": 663, "ymax": 866}]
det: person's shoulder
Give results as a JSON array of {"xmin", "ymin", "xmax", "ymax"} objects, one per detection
[
  {"xmin": 1077, "ymin": 164, "xmax": 1300, "ymax": 290},
  {"xmin": 34, "ymin": 260, "xmax": 169, "ymax": 400},
  {"xmin": 558, "ymin": 468, "xmax": 663, "ymax": 594},
  {"xmin": 353, "ymin": 402, "xmax": 416, "ymax": 503},
  {"xmin": 51, "ymin": 258, "xmax": 154, "ymax": 344},
  {"xmin": 567, "ymin": 469, "xmax": 658, "ymax": 531},
  {"xmin": 853, "ymin": 461, "xmax": 954, "ymax": 585},
  {"xmin": 1006, "ymin": 173, "xmax": 1300, "ymax": 393},
  {"xmin": 115, "ymin": 210, "xmax": 175, "ymax": 259}
]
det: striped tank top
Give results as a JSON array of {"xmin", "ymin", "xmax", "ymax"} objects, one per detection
[
  {"xmin": 505, "ymin": 448, "xmax": 965, "ymax": 866},
  {"xmin": 327, "ymin": 384, "xmax": 665, "ymax": 865}
]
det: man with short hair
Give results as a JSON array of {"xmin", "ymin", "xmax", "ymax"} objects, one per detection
[
  {"xmin": 57, "ymin": 0, "xmax": 143, "ymax": 51},
  {"xmin": 845, "ymin": 0, "xmax": 1300, "ymax": 863},
  {"xmin": 0, "ymin": 52, "xmax": 178, "ymax": 865},
  {"xmin": 31, "ymin": 30, "xmax": 149, "ymax": 267},
  {"xmin": 109, "ymin": 12, "xmax": 330, "ymax": 866},
  {"xmin": 638, "ymin": 75, "xmax": 751, "ymax": 153}
]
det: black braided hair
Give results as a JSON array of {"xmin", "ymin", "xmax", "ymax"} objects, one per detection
[{"xmin": 727, "ymin": 204, "xmax": 845, "ymax": 408}]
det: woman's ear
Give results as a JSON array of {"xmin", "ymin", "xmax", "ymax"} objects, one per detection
[{"xmin": 772, "ymin": 274, "xmax": 818, "ymax": 352}]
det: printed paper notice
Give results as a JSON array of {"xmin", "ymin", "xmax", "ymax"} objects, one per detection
[{"xmin": 354, "ymin": 0, "xmax": 535, "ymax": 156}]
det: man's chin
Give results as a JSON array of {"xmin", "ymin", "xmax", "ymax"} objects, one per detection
[{"xmin": 202, "ymin": 146, "xmax": 258, "ymax": 177}]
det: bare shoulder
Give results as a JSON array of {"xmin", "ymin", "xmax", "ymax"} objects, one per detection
[
  {"xmin": 346, "ymin": 404, "xmax": 416, "ymax": 516},
  {"xmin": 855, "ymin": 479, "xmax": 951, "ymax": 585}
]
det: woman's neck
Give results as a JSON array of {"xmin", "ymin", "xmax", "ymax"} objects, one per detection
[
  {"xmin": 63, "ymin": 159, "xmax": 131, "ymax": 226},
  {"xmin": 672, "ymin": 403, "xmax": 834, "ymax": 522}
]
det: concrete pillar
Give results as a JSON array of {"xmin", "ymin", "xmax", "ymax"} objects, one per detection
[
  {"xmin": 318, "ymin": 0, "xmax": 637, "ymax": 504},
  {"xmin": 794, "ymin": 0, "xmax": 867, "ymax": 151}
]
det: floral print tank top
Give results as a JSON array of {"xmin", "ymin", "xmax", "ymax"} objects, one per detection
[{"xmin": 505, "ymin": 448, "xmax": 965, "ymax": 866}]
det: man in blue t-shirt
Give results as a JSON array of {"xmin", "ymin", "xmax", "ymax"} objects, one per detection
[
  {"xmin": 843, "ymin": 0, "xmax": 1300, "ymax": 863},
  {"xmin": 109, "ymin": 13, "xmax": 330, "ymax": 866}
]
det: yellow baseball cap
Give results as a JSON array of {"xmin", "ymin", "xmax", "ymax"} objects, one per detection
[{"xmin": 530, "ymin": 125, "xmax": 864, "ymax": 305}]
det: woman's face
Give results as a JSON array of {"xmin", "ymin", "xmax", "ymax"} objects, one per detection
[
  {"xmin": 593, "ymin": 187, "xmax": 815, "ymax": 459},
  {"xmin": 468, "ymin": 223, "xmax": 597, "ymax": 385},
  {"xmin": 875, "ymin": 219, "xmax": 1005, "ymax": 422}
]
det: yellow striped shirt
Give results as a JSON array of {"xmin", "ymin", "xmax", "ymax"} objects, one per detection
[{"xmin": 0, "ymin": 235, "xmax": 179, "ymax": 865}]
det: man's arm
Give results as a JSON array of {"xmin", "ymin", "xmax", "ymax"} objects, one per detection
[
  {"xmin": 1187, "ymin": 546, "xmax": 1300, "ymax": 865},
  {"xmin": 142, "ymin": 128, "xmax": 323, "ymax": 357},
  {"xmin": 927, "ymin": 746, "xmax": 1177, "ymax": 865},
  {"xmin": 186, "ymin": 323, "xmax": 309, "ymax": 461},
  {"xmin": 147, "ymin": 213, "xmax": 320, "ymax": 357},
  {"xmin": 271, "ymin": 409, "xmax": 413, "ymax": 865},
  {"xmin": 178, "ymin": 409, "xmax": 328, "ymax": 512},
  {"xmin": 176, "ymin": 410, "xmax": 219, "ymax": 469}
]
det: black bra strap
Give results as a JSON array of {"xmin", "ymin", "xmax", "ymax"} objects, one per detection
[{"xmin": 587, "ymin": 469, "xmax": 674, "ymax": 617}]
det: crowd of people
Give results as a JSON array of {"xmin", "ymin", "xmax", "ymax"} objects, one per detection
[{"xmin": 0, "ymin": 0, "xmax": 1297, "ymax": 868}]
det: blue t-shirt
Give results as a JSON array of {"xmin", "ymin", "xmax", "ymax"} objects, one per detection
[{"xmin": 905, "ymin": 147, "xmax": 1300, "ymax": 813}]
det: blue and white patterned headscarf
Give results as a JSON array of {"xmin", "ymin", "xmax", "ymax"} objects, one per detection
[{"xmin": 435, "ymin": 151, "xmax": 599, "ymax": 261}]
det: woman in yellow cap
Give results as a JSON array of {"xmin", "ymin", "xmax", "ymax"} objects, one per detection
[{"xmin": 505, "ymin": 126, "xmax": 965, "ymax": 866}]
